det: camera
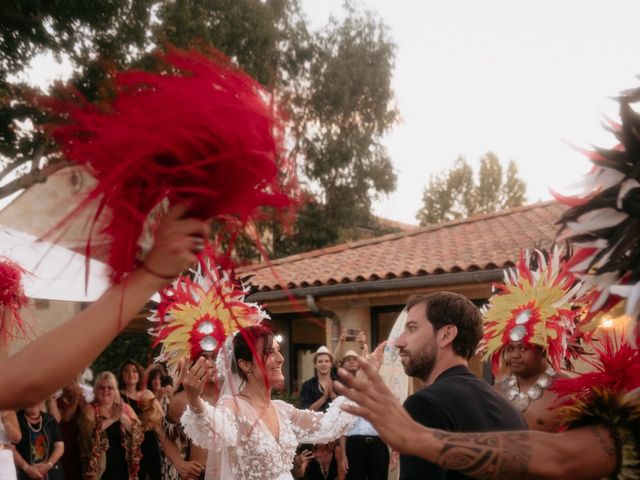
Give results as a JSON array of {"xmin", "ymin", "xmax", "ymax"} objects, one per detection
[{"xmin": 345, "ymin": 328, "xmax": 360, "ymax": 342}]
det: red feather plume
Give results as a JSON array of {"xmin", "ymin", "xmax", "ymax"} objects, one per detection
[
  {"xmin": 551, "ymin": 332, "xmax": 640, "ymax": 407},
  {"xmin": 0, "ymin": 258, "xmax": 29, "ymax": 340},
  {"xmin": 43, "ymin": 47, "xmax": 297, "ymax": 283}
]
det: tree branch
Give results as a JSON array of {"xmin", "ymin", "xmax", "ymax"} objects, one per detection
[{"xmin": 0, "ymin": 159, "xmax": 72, "ymax": 199}]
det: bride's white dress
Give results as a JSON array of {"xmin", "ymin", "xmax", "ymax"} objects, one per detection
[
  {"xmin": 0, "ymin": 420, "xmax": 17, "ymax": 480},
  {"xmin": 181, "ymin": 395, "xmax": 355, "ymax": 480}
]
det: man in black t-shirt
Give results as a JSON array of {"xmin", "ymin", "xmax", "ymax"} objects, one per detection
[
  {"xmin": 299, "ymin": 346, "xmax": 338, "ymax": 412},
  {"xmin": 397, "ymin": 292, "xmax": 527, "ymax": 480}
]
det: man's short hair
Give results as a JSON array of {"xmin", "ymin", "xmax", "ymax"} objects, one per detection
[{"xmin": 405, "ymin": 291, "xmax": 482, "ymax": 359}]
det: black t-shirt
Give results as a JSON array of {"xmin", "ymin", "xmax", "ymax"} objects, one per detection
[
  {"xmin": 400, "ymin": 365, "xmax": 528, "ymax": 480},
  {"xmin": 299, "ymin": 372, "xmax": 338, "ymax": 413}
]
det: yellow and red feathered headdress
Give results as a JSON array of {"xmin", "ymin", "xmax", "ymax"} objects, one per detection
[
  {"xmin": 148, "ymin": 252, "xmax": 268, "ymax": 376},
  {"xmin": 482, "ymin": 247, "xmax": 585, "ymax": 374}
]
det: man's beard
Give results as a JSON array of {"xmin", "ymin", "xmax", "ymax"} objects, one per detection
[{"xmin": 402, "ymin": 347, "xmax": 436, "ymax": 379}]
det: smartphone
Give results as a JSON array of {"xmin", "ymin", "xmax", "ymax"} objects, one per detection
[{"xmin": 345, "ymin": 328, "xmax": 360, "ymax": 342}]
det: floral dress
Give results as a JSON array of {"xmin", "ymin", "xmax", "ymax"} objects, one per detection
[{"xmin": 181, "ymin": 395, "xmax": 355, "ymax": 480}]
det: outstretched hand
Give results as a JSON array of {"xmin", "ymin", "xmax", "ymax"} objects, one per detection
[
  {"xmin": 142, "ymin": 204, "xmax": 210, "ymax": 281},
  {"xmin": 333, "ymin": 357, "xmax": 418, "ymax": 455},
  {"xmin": 362, "ymin": 341, "xmax": 386, "ymax": 372}
]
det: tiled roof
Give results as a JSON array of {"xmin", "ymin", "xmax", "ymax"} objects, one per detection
[{"xmin": 241, "ymin": 201, "xmax": 567, "ymax": 291}]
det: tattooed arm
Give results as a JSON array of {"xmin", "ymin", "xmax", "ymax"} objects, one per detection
[
  {"xmin": 410, "ymin": 425, "xmax": 615, "ymax": 480},
  {"xmin": 334, "ymin": 359, "xmax": 617, "ymax": 480}
]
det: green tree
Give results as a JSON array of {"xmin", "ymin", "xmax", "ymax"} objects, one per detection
[
  {"xmin": 0, "ymin": 0, "xmax": 156, "ymax": 198},
  {"xmin": 0, "ymin": 0, "xmax": 397, "ymax": 258},
  {"xmin": 274, "ymin": 5, "xmax": 398, "ymax": 255},
  {"xmin": 416, "ymin": 152, "xmax": 526, "ymax": 226},
  {"xmin": 91, "ymin": 333, "xmax": 151, "ymax": 378}
]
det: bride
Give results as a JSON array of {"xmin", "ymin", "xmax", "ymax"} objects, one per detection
[{"xmin": 180, "ymin": 325, "xmax": 378, "ymax": 480}]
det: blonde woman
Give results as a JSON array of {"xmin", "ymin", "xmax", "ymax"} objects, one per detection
[
  {"xmin": 79, "ymin": 372, "xmax": 143, "ymax": 480},
  {"xmin": 118, "ymin": 360, "xmax": 164, "ymax": 480}
]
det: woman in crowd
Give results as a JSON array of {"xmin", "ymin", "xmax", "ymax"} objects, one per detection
[
  {"xmin": 145, "ymin": 364, "xmax": 189, "ymax": 480},
  {"xmin": 119, "ymin": 360, "xmax": 164, "ymax": 480},
  {"xmin": 0, "ymin": 409, "xmax": 21, "ymax": 479},
  {"xmin": 146, "ymin": 365, "xmax": 173, "ymax": 405},
  {"xmin": 57, "ymin": 377, "xmax": 90, "ymax": 480},
  {"xmin": 14, "ymin": 402, "xmax": 65, "ymax": 480},
  {"xmin": 79, "ymin": 372, "xmax": 143, "ymax": 480},
  {"xmin": 180, "ymin": 325, "xmax": 381, "ymax": 480}
]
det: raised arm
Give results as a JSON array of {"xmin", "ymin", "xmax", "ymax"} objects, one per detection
[
  {"xmin": 179, "ymin": 356, "xmax": 237, "ymax": 449},
  {"xmin": 0, "ymin": 205, "xmax": 209, "ymax": 409},
  {"xmin": 333, "ymin": 329, "xmax": 348, "ymax": 367},
  {"xmin": 334, "ymin": 358, "xmax": 617, "ymax": 480},
  {"xmin": 281, "ymin": 397, "xmax": 356, "ymax": 445}
]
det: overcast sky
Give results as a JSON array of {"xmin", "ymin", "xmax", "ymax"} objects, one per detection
[
  {"xmin": 302, "ymin": 0, "xmax": 640, "ymax": 224},
  {"xmin": 19, "ymin": 1, "xmax": 640, "ymax": 225}
]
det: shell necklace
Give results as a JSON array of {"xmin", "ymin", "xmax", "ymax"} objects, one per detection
[
  {"xmin": 502, "ymin": 366, "xmax": 556, "ymax": 412},
  {"xmin": 26, "ymin": 415, "xmax": 43, "ymax": 433}
]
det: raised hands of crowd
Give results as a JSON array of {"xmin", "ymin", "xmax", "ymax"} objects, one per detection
[{"xmin": 292, "ymin": 449, "xmax": 314, "ymax": 478}]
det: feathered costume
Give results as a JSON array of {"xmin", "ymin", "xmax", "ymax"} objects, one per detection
[
  {"xmin": 149, "ymin": 251, "xmax": 268, "ymax": 378},
  {"xmin": 555, "ymin": 86, "xmax": 640, "ymax": 345},
  {"xmin": 552, "ymin": 84, "xmax": 640, "ymax": 479},
  {"xmin": 550, "ymin": 333, "xmax": 640, "ymax": 479},
  {"xmin": 481, "ymin": 247, "xmax": 584, "ymax": 375},
  {"xmin": 43, "ymin": 47, "xmax": 297, "ymax": 283}
]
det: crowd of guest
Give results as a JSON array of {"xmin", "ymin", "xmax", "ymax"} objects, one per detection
[{"xmin": 0, "ymin": 328, "xmax": 394, "ymax": 480}]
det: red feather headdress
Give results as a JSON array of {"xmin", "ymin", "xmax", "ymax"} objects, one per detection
[
  {"xmin": 148, "ymin": 250, "xmax": 267, "ymax": 376},
  {"xmin": 551, "ymin": 332, "xmax": 640, "ymax": 407},
  {"xmin": 0, "ymin": 258, "xmax": 29, "ymax": 341},
  {"xmin": 43, "ymin": 47, "xmax": 297, "ymax": 283},
  {"xmin": 481, "ymin": 247, "xmax": 585, "ymax": 374}
]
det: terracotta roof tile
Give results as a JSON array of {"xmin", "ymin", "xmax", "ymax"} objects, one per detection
[{"xmin": 241, "ymin": 201, "xmax": 567, "ymax": 291}]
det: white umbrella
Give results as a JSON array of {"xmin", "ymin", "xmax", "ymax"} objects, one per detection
[{"xmin": 0, "ymin": 226, "xmax": 110, "ymax": 302}]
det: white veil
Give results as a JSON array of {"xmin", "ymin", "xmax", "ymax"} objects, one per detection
[{"xmin": 147, "ymin": 252, "xmax": 268, "ymax": 479}]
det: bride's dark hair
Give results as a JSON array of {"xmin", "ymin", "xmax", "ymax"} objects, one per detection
[{"xmin": 232, "ymin": 325, "xmax": 274, "ymax": 382}]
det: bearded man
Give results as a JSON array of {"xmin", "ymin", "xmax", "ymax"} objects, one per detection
[{"xmin": 396, "ymin": 292, "xmax": 527, "ymax": 480}]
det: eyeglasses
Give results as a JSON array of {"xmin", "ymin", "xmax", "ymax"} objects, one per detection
[{"xmin": 97, "ymin": 385, "xmax": 115, "ymax": 391}]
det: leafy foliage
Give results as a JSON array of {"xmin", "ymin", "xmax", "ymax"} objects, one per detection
[
  {"xmin": 91, "ymin": 333, "xmax": 152, "ymax": 377},
  {"xmin": 416, "ymin": 152, "xmax": 527, "ymax": 226},
  {"xmin": 0, "ymin": 0, "xmax": 398, "ymax": 257}
]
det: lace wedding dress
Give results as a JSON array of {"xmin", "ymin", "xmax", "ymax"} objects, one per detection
[{"xmin": 181, "ymin": 395, "xmax": 355, "ymax": 480}]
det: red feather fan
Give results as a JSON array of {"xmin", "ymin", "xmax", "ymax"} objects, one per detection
[
  {"xmin": 0, "ymin": 258, "xmax": 28, "ymax": 340},
  {"xmin": 551, "ymin": 332, "xmax": 640, "ymax": 407},
  {"xmin": 43, "ymin": 47, "xmax": 297, "ymax": 283}
]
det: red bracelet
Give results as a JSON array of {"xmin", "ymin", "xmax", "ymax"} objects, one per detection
[{"xmin": 140, "ymin": 263, "xmax": 176, "ymax": 281}]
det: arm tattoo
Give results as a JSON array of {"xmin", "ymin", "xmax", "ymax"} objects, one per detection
[
  {"xmin": 433, "ymin": 431, "xmax": 531, "ymax": 480},
  {"xmin": 589, "ymin": 425, "xmax": 616, "ymax": 459}
]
